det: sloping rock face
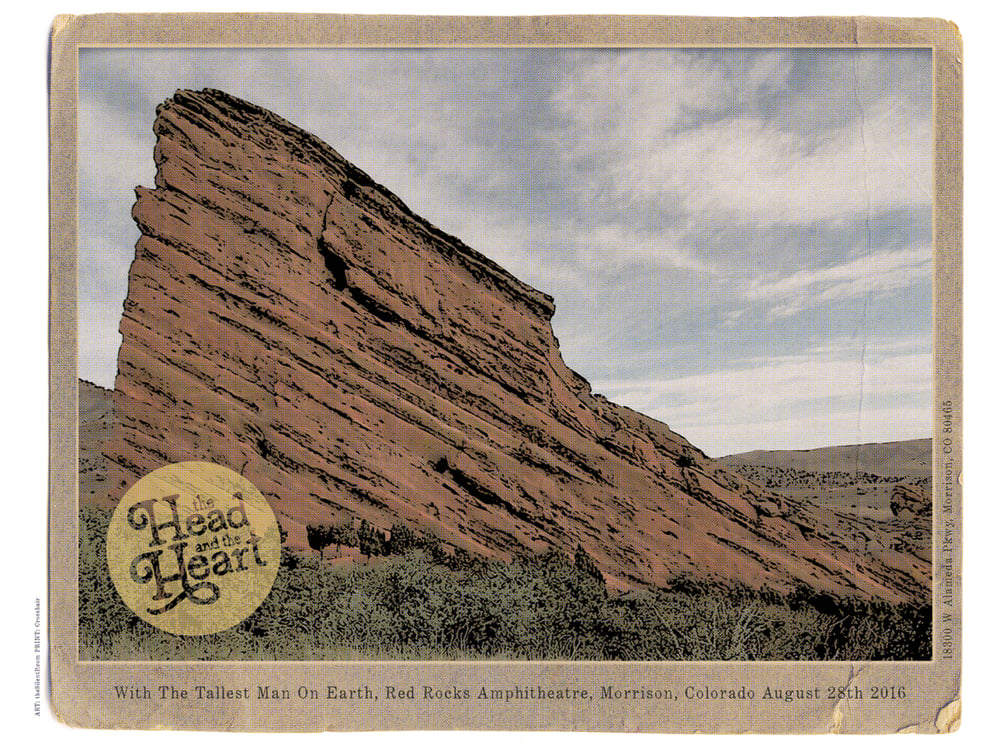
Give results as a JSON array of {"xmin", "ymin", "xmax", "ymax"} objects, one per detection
[{"xmin": 105, "ymin": 88, "xmax": 927, "ymax": 601}]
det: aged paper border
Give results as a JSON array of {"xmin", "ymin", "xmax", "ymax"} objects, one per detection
[{"xmin": 48, "ymin": 14, "xmax": 962, "ymax": 732}]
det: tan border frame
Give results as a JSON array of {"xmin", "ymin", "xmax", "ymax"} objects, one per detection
[{"xmin": 49, "ymin": 14, "xmax": 962, "ymax": 732}]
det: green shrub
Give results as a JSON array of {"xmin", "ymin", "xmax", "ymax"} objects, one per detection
[
  {"xmin": 387, "ymin": 523, "xmax": 416, "ymax": 555},
  {"xmin": 306, "ymin": 523, "xmax": 335, "ymax": 559}
]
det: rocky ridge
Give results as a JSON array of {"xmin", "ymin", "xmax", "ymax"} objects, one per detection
[{"xmin": 101, "ymin": 88, "xmax": 929, "ymax": 601}]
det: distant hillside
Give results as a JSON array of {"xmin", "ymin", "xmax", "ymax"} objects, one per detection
[
  {"xmin": 78, "ymin": 379, "xmax": 112, "ymax": 503},
  {"xmin": 719, "ymin": 438, "xmax": 933, "ymax": 567},
  {"xmin": 719, "ymin": 438, "xmax": 931, "ymax": 480}
]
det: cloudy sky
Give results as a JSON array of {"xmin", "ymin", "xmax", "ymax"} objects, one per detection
[{"xmin": 78, "ymin": 47, "xmax": 933, "ymax": 456}]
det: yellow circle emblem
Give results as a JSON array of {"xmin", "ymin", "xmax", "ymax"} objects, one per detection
[{"xmin": 106, "ymin": 462, "xmax": 280, "ymax": 635}]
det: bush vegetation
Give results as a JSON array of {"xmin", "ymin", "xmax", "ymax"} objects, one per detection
[
  {"xmin": 79, "ymin": 503, "xmax": 930, "ymax": 661},
  {"xmin": 729, "ymin": 463, "xmax": 929, "ymax": 491}
]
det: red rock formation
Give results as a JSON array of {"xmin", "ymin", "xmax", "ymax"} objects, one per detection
[
  {"xmin": 104, "ymin": 88, "xmax": 928, "ymax": 601},
  {"xmin": 891, "ymin": 483, "xmax": 931, "ymax": 520}
]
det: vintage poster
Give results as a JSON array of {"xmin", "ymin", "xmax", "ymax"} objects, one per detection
[{"xmin": 48, "ymin": 14, "xmax": 962, "ymax": 732}]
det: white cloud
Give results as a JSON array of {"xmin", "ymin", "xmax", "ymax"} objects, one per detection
[
  {"xmin": 546, "ymin": 50, "xmax": 932, "ymax": 230},
  {"xmin": 599, "ymin": 351, "xmax": 930, "ymax": 412},
  {"xmin": 595, "ymin": 347, "xmax": 932, "ymax": 455},
  {"xmin": 744, "ymin": 246, "xmax": 932, "ymax": 319},
  {"xmin": 677, "ymin": 403, "xmax": 934, "ymax": 458},
  {"xmin": 618, "ymin": 107, "xmax": 928, "ymax": 229}
]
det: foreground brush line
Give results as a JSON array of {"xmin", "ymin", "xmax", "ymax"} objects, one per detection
[{"xmin": 80, "ymin": 504, "xmax": 930, "ymax": 661}]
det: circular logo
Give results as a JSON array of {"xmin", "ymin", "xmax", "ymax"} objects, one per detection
[{"xmin": 106, "ymin": 462, "xmax": 281, "ymax": 636}]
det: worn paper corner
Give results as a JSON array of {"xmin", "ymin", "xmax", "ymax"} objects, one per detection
[
  {"xmin": 50, "ymin": 14, "xmax": 76, "ymax": 42},
  {"xmin": 935, "ymin": 699, "xmax": 961, "ymax": 733}
]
